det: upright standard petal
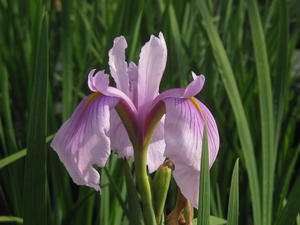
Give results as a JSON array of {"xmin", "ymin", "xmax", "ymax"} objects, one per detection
[
  {"xmin": 137, "ymin": 32, "xmax": 167, "ymax": 111},
  {"xmin": 51, "ymin": 94, "xmax": 118, "ymax": 190},
  {"xmin": 109, "ymin": 36, "xmax": 129, "ymax": 95},
  {"xmin": 128, "ymin": 62, "xmax": 138, "ymax": 106},
  {"xmin": 163, "ymin": 97, "xmax": 219, "ymax": 207}
]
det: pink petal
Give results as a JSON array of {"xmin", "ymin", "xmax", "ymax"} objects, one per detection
[
  {"xmin": 109, "ymin": 109, "xmax": 134, "ymax": 159},
  {"xmin": 147, "ymin": 119, "xmax": 166, "ymax": 173},
  {"xmin": 183, "ymin": 73, "xmax": 205, "ymax": 98},
  {"xmin": 163, "ymin": 98, "xmax": 219, "ymax": 207},
  {"xmin": 50, "ymin": 94, "xmax": 118, "ymax": 190},
  {"xmin": 151, "ymin": 73, "xmax": 205, "ymax": 107},
  {"xmin": 137, "ymin": 32, "xmax": 167, "ymax": 111},
  {"xmin": 128, "ymin": 62, "xmax": 138, "ymax": 106},
  {"xmin": 109, "ymin": 36, "xmax": 129, "ymax": 95},
  {"xmin": 109, "ymin": 109, "xmax": 165, "ymax": 172},
  {"xmin": 88, "ymin": 70, "xmax": 137, "ymax": 114}
]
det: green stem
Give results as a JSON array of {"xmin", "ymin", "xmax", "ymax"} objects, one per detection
[{"xmin": 134, "ymin": 145, "xmax": 157, "ymax": 225}]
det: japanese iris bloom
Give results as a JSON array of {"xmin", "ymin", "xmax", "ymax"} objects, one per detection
[{"xmin": 51, "ymin": 33, "xmax": 219, "ymax": 208}]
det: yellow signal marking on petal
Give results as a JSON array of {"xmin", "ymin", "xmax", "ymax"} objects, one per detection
[
  {"xmin": 188, "ymin": 97, "xmax": 206, "ymax": 120},
  {"xmin": 84, "ymin": 92, "xmax": 102, "ymax": 108}
]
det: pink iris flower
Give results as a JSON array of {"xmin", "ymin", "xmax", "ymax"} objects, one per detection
[{"xmin": 51, "ymin": 33, "xmax": 219, "ymax": 207}]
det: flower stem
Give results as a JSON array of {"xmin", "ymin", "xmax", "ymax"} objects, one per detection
[{"xmin": 135, "ymin": 146, "xmax": 157, "ymax": 225}]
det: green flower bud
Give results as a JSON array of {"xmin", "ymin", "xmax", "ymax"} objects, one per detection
[{"xmin": 152, "ymin": 160, "xmax": 173, "ymax": 224}]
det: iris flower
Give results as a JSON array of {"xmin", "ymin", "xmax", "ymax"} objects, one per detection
[{"xmin": 51, "ymin": 33, "xmax": 219, "ymax": 208}]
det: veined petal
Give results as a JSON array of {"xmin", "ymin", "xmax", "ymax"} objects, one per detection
[
  {"xmin": 147, "ymin": 120, "xmax": 166, "ymax": 173},
  {"xmin": 109, "ymin": 36, "xmax": 129, "ymax": 95},
  {"xmin": 128, "ymin": 62, "xmax": 138, "ymax": 106},
  {"xmin": 109, "ymin": 109, "xmax": 134, "ymax": 159},
  {"xmin": 50, "ymin": 94, "xmax": 118, "ymax": 190},
  {"xmin": 138, "ymin": 32, "xmax": 167, "ymax": 111},
  {"xmin": 163, "ymin": 97, "xmax": 219, "ymax": 207}
]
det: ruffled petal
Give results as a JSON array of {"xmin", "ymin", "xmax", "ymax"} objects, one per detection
[
  {"xmin": 51, "ymin": 94, "xmax": 118, "ymax": 190},
  {"xmin": 163, "ymin": 98, "xmax": 219, "ymax": 207},
  {"xmin": 137, "ymin": 32, "xmax": 167, "ymax": 111},
  {"xmin": 151, "ymin": 72, "xmax": 205, "ymax": 107},
  {"xmin": 183, "ymin": 73, "xmax": 205, "ymax": 98},
  {"xmin": 109, "ymin": 36, "xmax": 129, "ymax": 95},
  {"xmin": 88, "ymin": 70, "xmax": 137, "ymax": 114}
]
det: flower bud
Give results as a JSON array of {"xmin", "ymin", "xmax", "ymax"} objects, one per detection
[{"xmin": 152, "ymin": 160, "xmax": 173, "ymax": 224}]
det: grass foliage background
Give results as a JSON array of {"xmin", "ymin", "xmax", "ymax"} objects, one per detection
[{"xmin": 0, "ymin": 0, "xmax": 300, "ymax": 224}]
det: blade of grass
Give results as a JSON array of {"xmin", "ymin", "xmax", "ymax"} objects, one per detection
[
  {"xmin": 0, "ymin": 67, "xmax": 18, "ymax": 154},
  {"xmin": 99, "ymin": 167, "xmax": 110, "ymax": 225},
  {"xmin": 61, "ymin": 190, "xmax": 95, "ymax": 225},
  {"xmin": 196, "ymin": 1, "xmax": 261, "ymax": 225},
  {"xmin": 0, "ymin": 65, "xmax": 22, "ymax": 214},
  {"xmin": 193, "ymin": 216, "xmax": 227, "ymax": 225},
  {"xmin": 0, "ymin": 150, "xmax": 26, "ymax": 169},
  {"xmin": 227, "ymin": 159, "xmax": 239, "ymax": 225},
  {"xmin": 276, "ymin": 178, "xmax": 300, "ymax": 225},
  {"xmin": 124, "ymin": 160, "xmax": 145, "ymax": 225},
  {"xmin": 0, "ymin": 134, "xmax": 54, "ymax": 169},
  {"xmin": 246, "ymin": 1, "xmax": 275, "ymax": 224},
  {"xmin": 23, "ymin": 11, "xmax": 48, "ymax": 225},
  {"xmin": 167, "ymin": 2, "xmax": 189, "ymax": 85},
  {"xmin": 0, "ymin": 216, "xmax": 23, "ymax": 224},
  {"xmin": 273, "ymin": 0, "xmax": 289, "ymax": 152},
  {"xmin": 103, "ymin": 167, "xmax": 129, "ymax": 217},
  {"xmin": 62, "ymin": 0, "xmax": 74, "ymax": 120},
  {"xmin": 197, "ymin": 125, "xmax": 210, "ymax": 225}
]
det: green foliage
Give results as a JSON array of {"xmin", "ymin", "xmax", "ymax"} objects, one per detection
[
  {"xmin": 198, "ymin": 126, "xmax": 210, "ymax": 225},
  {"xmin": 0, "ymin": 0, "xmax": 299, "ymax": 224},
  {"xmin": 23, "ymin": 10, "xmax": 49, "ymax": 225},
  {"xmin": 227, "ymin": 160, "xmax": 239, "ymax": 225}
]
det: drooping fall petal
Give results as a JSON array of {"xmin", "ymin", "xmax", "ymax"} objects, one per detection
[
  {"xmin": 51, "ymin": 94, "xmax": 118, "ymax": 190},
  {"xmin": 163, "ymin": 97, "xmax": 219, "ymax": 207}
]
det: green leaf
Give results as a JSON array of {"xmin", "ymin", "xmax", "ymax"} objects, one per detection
[
  {"xmin": 247, "ymin": 1, "xmax": 275, "ymax": 224},
  {"xmin": 193, "ymin": 216, "xmax": 227, "ymax": 225},
  {"xmin": 276, "ymin": 178, "xmax": 300, "ymax": 225},
  {"xmin": 0, "ymin": 150, "xmax": 26, "ymax": 169},
  {"xmin": 227, "ymin": 159, "xmax": 239, "ymax": 225},
  {"xmin": 197, "ymin": 125, "xmax": 210, "ymax": 225},
  {"xmin": 273, "ymin": 0, "xmax": 289, "ymax": 151},
  {"xmin": 196, "ymin": 1, "xmax": 261, "ymax": 225},
  {"xmin": 0, "ymin": 216, "xmax": 23, "ymax": 224},
  {"xmin": 61, "ymin": 0, "xmax": 74, "ymax": 120},
  {"xmin": 23, "ymin": 11, "xmax": 48, "ymax": 225},
  {"xmin": 123, "ymin": 160, "xmax": 145, "ymax": 225},
  {"xmin": 0, "ymin": 135, "xmax": 54, "ymax": 169}
]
